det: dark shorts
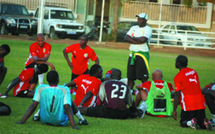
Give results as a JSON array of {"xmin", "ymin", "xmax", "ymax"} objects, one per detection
[
  {"xmin": 25, "ymin": 63, "xmax": 38, "ymax": 84},
  {"xmin": 15, "ymin": 90, "xmax": 30, "ymax": 97},
  {"xmin": 71, "ymin": 69, "xmax": 89, "ymax": 81},
  {"xmin": 87, "ymin": 106, "xmax": 131, "ymax": 119},
  {"xmin": 127, "ymin": 56, "xmax": 149, "ymax": 80},
  {"xmin": 180, "ymin": 109, "xmax": 206, "ymax": 129}
]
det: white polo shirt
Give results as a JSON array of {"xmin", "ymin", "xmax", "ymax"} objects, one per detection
[{"xmin": 126, "ymin": 25, "xmax": 152, "ymax": 52}]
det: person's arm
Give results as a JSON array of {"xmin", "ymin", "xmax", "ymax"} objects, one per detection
[
  {"xmin": 63, "ymin": 48, "xmax": 73, "ymax": 70},
  {"xmin": 16, "ymin": 101, "xmax": 38, "ymax": 124},
  {"xmin": 95, "ymin": 58, "xmax": 99, "ymax": 64},
  {"xmin": 43, "ymin": 62, "xmax": 55, "ymax": 70},
  {"xmin": 78, "ymin": 90, "xmax": 94, "ymax": 107},
  {"xmin": 201, "ymin": 83, "xmax": 215, "ymax": 94},
  {"xmin": 124, "ymin": 34, "xmax": 148, "ymax": 44},
  {"xmin": 34, "ymin": 54, "xmax": 50, "ymax": 62},
  {"xmin": 133, "ymin": 36, "xmax": 148, "ymax": 44},
  {"xmin": 65, "ymin": 81, "xmax": 76, "ymax": 87},
  {"xmin": 64, "ymin": 104, "xmax": 80, "ymax": 130},
  {"xmin": 3, "ymin": 76, "xmax": 21, "ymax": 96},
  {"xmin": 173, "ymin": 90, "xmax": 181, "ymax": 120}
]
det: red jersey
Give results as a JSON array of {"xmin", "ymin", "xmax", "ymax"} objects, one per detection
[
  {"xmin": 0, "ymin": 57, "xmax": 4, "ymax": 62},
  {"xmin": 174, "ymin": 67, "xmax": 206, "ymax": 111},
  {"xmin": 65, "ymin": 43, "xmax": 98, "ymax": 75},
  {"xmin": 142, "ymin": 80, "xmax": 173, "ymax": 92},
  {"xmin": 73, "ymin": 74, "xmax": 102, "ymax": 107},
  {"xmin": 13, "ymin": 68, "xmax": 35, "ymax": 96},
  {"xmin": 25, "ymin": 42, "xmax": 51, "ymax": 67}
]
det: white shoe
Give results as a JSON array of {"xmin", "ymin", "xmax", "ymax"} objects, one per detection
[
  {"xmin": 138, "ymin": 102, "xmax": 147, "ymax": 118},
  {"xmin": 138, "ymin": 109, "xmax": 145, "ymax": 118}
]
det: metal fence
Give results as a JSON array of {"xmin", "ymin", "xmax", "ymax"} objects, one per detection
[
  {"xmin": 150, "ymin": 28, "xmax": 215, "ymax": 50},
  {"xmin": 0, "ymin": 0, "xmax": 75, "ymax": 10},
  {"xmin": 122, "ymin": 1, "xmax": 207, "ymax": 23}
]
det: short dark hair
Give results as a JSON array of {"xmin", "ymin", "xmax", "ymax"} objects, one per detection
[
  {"xmin": 90, "ymin": 64, "xmax": 101, "ymax": 75},
  {"xmin": 110, "ymin": 68, "xmax": 121, "ymax": 80},
  {"xmin": 37, "ymin": 63, "xmax": 48, "ymax": 73},
  {"xmin": 47, "ymin": 70, "xmax": 59, "ymax": 84},
  {"xmin": 176, "ymin": 55, "xmax": 188, "ymax": 67},
  {"xmin": 81, "ymin": 35, "xmax": 89, "ymax": 41},
  {"xmin": 1, "ymin": 44, "xmax": 10, "ymax": 54}
]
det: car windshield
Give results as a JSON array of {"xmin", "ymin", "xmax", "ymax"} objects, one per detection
[
  {"xmin": 177, "ymin": 26, "xmax": 199, "ymax": 33},
  {"xmin": 2, "ymin": 4, "xmax": 29, "ymax": 15},
  {"xmin": 51, "ymin": 10, "xmax": 75, "ymax": 20}
]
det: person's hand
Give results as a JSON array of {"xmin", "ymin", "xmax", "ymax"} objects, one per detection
[
  {"xmin": 173, "ymin": 111, "xmax": 177, "ymax": 120},
  {"xmin": 48, "ymin": 63, "xmax": 55, "ymax": 70},
  {"xmin": 72, "ymin": 126, "xmax": 80, "ymax": 130},
  {"xmin": 29, "ymin": 57, "xmax": 36, "ymax": 63}
]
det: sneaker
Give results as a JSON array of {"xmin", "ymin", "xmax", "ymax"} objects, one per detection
[
  {"xmin": 78, "ymin": 119, "xmax": 88, "ymax": 125},
  {"xmin": 33, "ymin": 116, "xmax": 40, "ymax": 121},
  {"xmin": 204, "ymin": 118, "xmax": 212, "ymax": 131},
  {"xmin": 190, "ymin": 118, "xmax": 199, "ymax": 130},
  {"xmin": 138, "ymin": 109, "xmax": 145, "ymax": 118},
  {"xmin": 210, "ymin": 119, "xmax": 215, "ymax": 127}
]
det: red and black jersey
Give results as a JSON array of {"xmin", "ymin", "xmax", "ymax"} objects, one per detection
[{"xmin": 96, "ymin": 80, "xmax": 133, "ymax": 111}]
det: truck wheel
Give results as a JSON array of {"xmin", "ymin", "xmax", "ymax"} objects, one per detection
[
  {"xmin": 49, "ymin": 28, "xmax": 55, "ymax": 39},
  {"xmin": 0, "ymin": 23, "xmax": 8, "ymax": 35}
]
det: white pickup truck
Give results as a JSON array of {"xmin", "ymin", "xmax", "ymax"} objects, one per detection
[{"xmin": 34, "ymin": 6, "xmax": 85, "ymax": 39}]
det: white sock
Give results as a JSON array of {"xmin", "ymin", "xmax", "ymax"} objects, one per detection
[
  {"xmin": 139, "ymin": 101, "xmax": 147, "ymax": 112},
  {"xmin": 38, "ymin": 73, "xmax": 44, "ymax": 85},
  {"xmin": 34, "ymin": 109, "xmax": 40, "ymax": 116},
  {"xmin": 187, "ymin": 121, "xmax": 191, "ymax": 126},
  {"xmin": 75, "ymin": 111, "xmax": 85, "ymax": 120},
  {"xmin": 211, "ymin": 113, "xmax": 215, "ymax": 121}
]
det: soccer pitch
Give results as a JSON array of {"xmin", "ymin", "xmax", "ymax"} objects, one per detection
[{"xmin": 0, "ymin": 39, "xmax": 214, "ymax": 133}]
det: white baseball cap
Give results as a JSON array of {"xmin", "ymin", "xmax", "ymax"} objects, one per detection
[{"xmin": 135, "ymin": 13, "xmax": 148, "ymax": 21}]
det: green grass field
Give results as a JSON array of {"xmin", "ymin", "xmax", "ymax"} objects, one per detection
[{"xmin": 0, "ymin": 39, "xmax": 214, "ymax": 134}]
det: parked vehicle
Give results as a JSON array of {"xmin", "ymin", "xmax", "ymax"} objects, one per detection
[
  {"xmin": 87, "ymin": 21, "xmax": 110, "ymax": 40},
  {"xmin": 158, "ymin": 24, "xmax": 212, "ymax": 47},
  {"xmin": 34, "ymin": 6, "xmax": 84, "ymax": 39},
  {"xmin": 0, "ymin": 2, "xmax": 37, "ymax": 36},
  {"xmin": 116, "ymin": 21, "xmax": 157, "ymax": 43}
]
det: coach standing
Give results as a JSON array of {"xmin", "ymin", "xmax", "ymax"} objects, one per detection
[{"xmin": 124, "ymin": 13, "xmax": 152, "ymax": 94}]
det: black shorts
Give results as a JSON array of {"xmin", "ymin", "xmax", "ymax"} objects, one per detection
[
  {"xmin": 180, "ymin": 109, "xmax": 206, "ymax": 129},
  {"xmin": 26, "ymin": 63, "xmax": 38, "ymax": 84},
  {"xmin": 87, "ymin": 106, "xmax": 130, "ymax": 119},
  {"xmin": 71, "ymin": 69, "xmax": 89, "ymax": 81},
  {"xmin": 127, "ymin": 56, "xmax": 149, "ymax": 80},
  {"xmin": 16, "ymin": 90, "xmax": 30, "ymax": 97}
]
